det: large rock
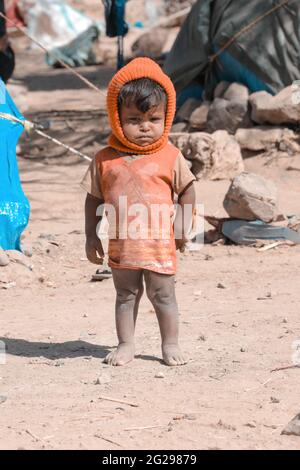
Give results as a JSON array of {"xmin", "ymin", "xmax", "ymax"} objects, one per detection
[
  {"xmin": 223, "ymin": 83, "xmax": 249, "ymax": 102},
  {"xmin": 214, "ymin": 81, "xmax": 231, "ymax": 99},
  {"xmin": 206, "ymin": 98, "xmax": 251, "ymax": 134},
  {"xmin": 250, "ymin": 86, "xmax": 300, "ymax": 125},
  {"xmin": 189, "ymin": 101, "xmax": 210, "ymax": 130},
  {"xmin": 223, "ymin": 172, "xmax": 278, "ymax": 222},
  {"xmin": 176, "ymin": 98, "xmax": 202, "ymax": 123},
  {"xmin": 171, "ymin": 122, "xmax": 188, "ymax": 133},
  {"xmin": 236, "ymin": 127, "xmax": 300, "ymax": 153},
  {"xmin": 169, "ymin": 130, "xmax": 244, "ymax": 180},
  {"xmin": 131, "ymin": 27, "xmax": 169, "ymax": 58}
]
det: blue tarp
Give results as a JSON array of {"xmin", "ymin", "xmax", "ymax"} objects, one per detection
[{"xmin": 0, "ymin": 80, "xmax": 30, "ymax": 251}]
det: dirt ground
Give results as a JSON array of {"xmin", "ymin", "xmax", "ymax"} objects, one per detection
[{"xmin": 1, "ymin": 36, "xmax": 300, "ymax": 451}]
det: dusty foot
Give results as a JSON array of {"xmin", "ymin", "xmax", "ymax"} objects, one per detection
[
  {"xmin": 162, "ymin": 343, "xmax": 188, "ymax": 366},
  {"xmin": 104, "ymin": 342, "xmax": 135, "ymax": 366}
]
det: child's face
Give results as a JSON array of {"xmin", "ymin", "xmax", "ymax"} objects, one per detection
[{"xmin": 119, "ymin": 102, "xmax": 166, "ymax": 147}]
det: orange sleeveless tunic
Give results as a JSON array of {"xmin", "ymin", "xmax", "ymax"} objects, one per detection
[{"xmin": 96, "ymin": 143, "xmax": 180, "ymax": 275}]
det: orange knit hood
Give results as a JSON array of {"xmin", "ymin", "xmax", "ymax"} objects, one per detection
[{"xmin": 106, "ymin": 57, "xmax": 176, "ymax": 155}]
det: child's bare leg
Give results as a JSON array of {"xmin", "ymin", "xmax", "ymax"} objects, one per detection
[
  {"xmin": 104, "ymin": 268, "xmax": 143, "ymax": 366},
  {"xmin": 144, "ymin": 271, "xmax": 187, "ymax": 366}
]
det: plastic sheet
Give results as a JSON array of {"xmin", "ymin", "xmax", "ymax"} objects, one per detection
[
  {"xmin": 222, "ymin": 220, "xmax": 300, "ymax": 246},
  {"xmin": 0, "ymin": 79, "xmax": 30, "ymax": 250},
  {"xmin": 18, "ymin": 0, "xmax": 101, "ymax": 67}
]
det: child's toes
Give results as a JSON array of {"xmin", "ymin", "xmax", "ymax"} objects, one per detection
[
  {"xmin": 103, "ymin": 351, "xmax": 114, "ymax": 365},
  {"xmin": 165, "ymin": 356, "xmax": 178, "ymax": 366}
]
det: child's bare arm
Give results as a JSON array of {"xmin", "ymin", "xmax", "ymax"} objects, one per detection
[
  {"xmin": 174, "ymin": 182, "xmax": 197, "ymax": 252},
  {"xmin": 85, "ymin": 193, "xmax": 104, "ymax": 264}
]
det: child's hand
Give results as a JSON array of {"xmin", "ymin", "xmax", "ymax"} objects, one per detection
[
  {"xmin": 85, "ymin": 236, "xmax": 104, "ymax": 265},
  {"xmin": 176, "ymin": 237, "xmax": 188, "ymax": 253}
]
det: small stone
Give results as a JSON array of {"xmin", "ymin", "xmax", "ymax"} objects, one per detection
[
  {"xmin": 217, "ymin": 283, "xmax": 226, "ymax": 289},
  {"xmin": 184, "ymin": 413, "xmax": 197, "ymax": 421},
  {"xmin": 0, "ymin": 282, "xmax": 16, "ymax": 290},
  {"xmin": 39, "ymin": 233, "xmax": 55, "ymax": 241},
  {"xmin": 245, "ymin": 421, "xmax": 257, "ymax": 428},
  {"xmin": 0, "ymin": 395, "xmax": 7, "ymax": 404},
  {"xmin": 194, "ymin": 290, "xmax": 202, "ymax": 297},
  {"xmin": 21, "ymin": 245, "xmax": 33, "ymax": 257},
  {"xmin": 198, "ymin": 335, "xmax": 206, "ymax": 342},
  {"xmin": 54, "ymin": 360, "xmax": 65, "ymax": 367},
  {"xmin": 83, "ymin": 314, "xmax": 88, "ymax": 318},
  {"xmin": 270, "ymin": 396, "xmax": 280, "ymax": 404},
  {"xmin": 0, "ymin": 250, "xmax": 10, "ymax": 267},
  {"xmin": 281, "ymin": 413, "xmax": 300, "ymax": 436},
  {"xmin": 46, "ymin": 282, "xmax": 56, "ymax": 288},
  {"xmin": 155, "ymin": 372, "xmax": 165, "ymax": 379},
  {"xmin": 282, "ymin": 318, "xmax": 288, "ymax": 324},
  {"xmin": 240, "ymin": 347, "xmax": 246, "ymax": 353},
  {"xmin": 232, "ymin": 323, "xmax": 239, "ymax": 328},
  {"xmin": 217, "ymin": 419, "xmax": 236, "ymax": 431},
  {"xmin": 94, "ymin": 374, "xmax": 111, "ymax": 385}
]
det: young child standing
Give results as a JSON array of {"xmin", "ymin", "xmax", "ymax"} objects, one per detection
[{"xmin": 81, "ymin": 58, "xmax": 196, "ymax": 367}]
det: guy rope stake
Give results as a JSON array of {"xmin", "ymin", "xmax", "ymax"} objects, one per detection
[
  {"xmin": 0, "ymin": 112, "xmax": 92, "ymax": 162},
  {"xmin": 0, "ymin": 11, "xmax": 106, "ymax": 98}
]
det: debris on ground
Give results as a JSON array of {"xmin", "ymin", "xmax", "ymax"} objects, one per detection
[{"xmin": 282, "ymin": 413, "xmax": 300, "ymax": 437}]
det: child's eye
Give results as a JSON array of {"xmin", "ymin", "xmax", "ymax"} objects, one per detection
[
  {"xmin": 129, "ymin": 118, "xmax": 139, "ymax": 123},
  {"xmin": 151, "ymin": 118, "xmax": 161, "ymax": 122}
]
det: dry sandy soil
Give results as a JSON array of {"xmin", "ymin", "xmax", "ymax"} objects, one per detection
[{"xmin": 1, "ymin": 37, "xmax": 300, "ymax": 451}]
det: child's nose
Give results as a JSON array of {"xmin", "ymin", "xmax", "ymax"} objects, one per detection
[{"xmin": 140, "ymin": 121, "xmax": 150, "ymax": 132}]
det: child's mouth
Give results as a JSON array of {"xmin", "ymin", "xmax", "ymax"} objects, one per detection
[{"xmin": 137, "ymin": 136, "xmax": 153, "ymax": 142}]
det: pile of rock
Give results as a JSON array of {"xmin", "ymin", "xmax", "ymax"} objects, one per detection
[
  {"xmin": 176, "ymin": 83, "xmax": 300, "ymax": 134},
  {"xmin": 173, "ymin": 83, "xmax": 300, "ymax": 179}
]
